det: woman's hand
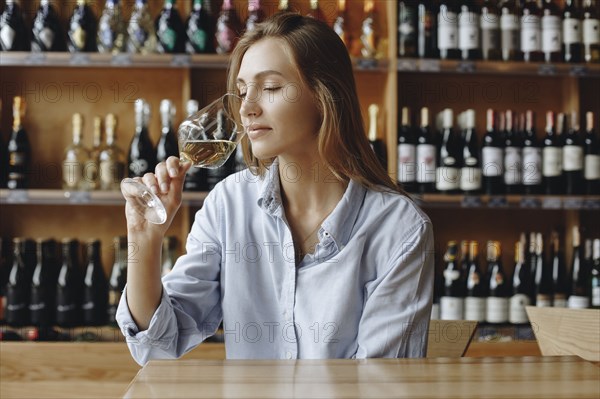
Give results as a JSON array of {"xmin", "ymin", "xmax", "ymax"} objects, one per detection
[{"xmin": 124, "ymin": 157, "xmax": 192, "ymax": 236}]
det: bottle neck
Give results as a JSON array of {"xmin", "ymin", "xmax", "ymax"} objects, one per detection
[{"xmin": 368, "ymin": 104, "xmax": 379, "ymax": 141}]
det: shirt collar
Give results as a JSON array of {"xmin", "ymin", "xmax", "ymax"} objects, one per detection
[{"xmin": 256, "ymin": 159, "xmax": 367, "ymax": 249}]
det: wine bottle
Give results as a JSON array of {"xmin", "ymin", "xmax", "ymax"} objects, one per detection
[
  {"xmin": 583, "ymin": 111, "xmax": 600, "ymax": 194},
  {"xmin": 0, "ymin": 0, "xmax": 30, "ymax": 51},
  {"xmin": 590, "ymin": 238, "xmax": 600, "ymax": 308},
  {"xmin": 5, "ymin": 238, "xmax": 29, "ymax": 327},
  {"xmin": 436, "ymin": 109, "xmax": 460, "ymax": 194},
  {"xmin": 438, "ymin": 0, "xmax": 460, "ymax": 60},
  {"xmin": 0, "ymin": 238, "xmax": 8, "ymax": 324},
  {"xmin": 481, "ymin": 0, "xmax": 501, "ymax": 61},
  {"xmin": 63, "ymin": 113, "xmax": 89, "ymax": 191},
  {"xmin": 308, "ymin": 0, "xmax": 327, "ymax": 22},
  {"xmin": 56, "ymin": 238, "xmax": 82, "ymax": 328},
  {"xmin": 509, "ymin": 235, "xmax": 532, "ymax": 324},
  {"xmin": 334, "ymin": 0, "xmax": 350, "ymax": 50},
  {"xmin": 504, "ymin": 110, "xmax": 523, "ymax": 194},
  {"xmin": 460, "ymin": 239, "xmax": 470, "ymax": 284},
  {"xmin": 161, "ymin": 236, "xmax": 177, "ymax": 277},
  {"xmin": 107, "ymin": 236, "xmax": 127, "ymax": 326},
  {"xmin": 499, "ymin": 0, "xmax": 521, "ymax": 61},
  {"xmin": 82, "ymin": 116, "xmax": 103, "ymax": 191},
  {"xmin": 563, "ymin": 111, "xmax": 584, "ymax": 195},
  {"xmin": 582, "ymin": 0, "xmax": 600, "ymax": 63},
  {"xmin": 416, "ymin": 107, "xmax": 437, "ymax": 193},
  {"xmin": 458, "ymin": 0, "xmax": 482, "ymax": 60},
  {"xmin": 278, "ymin": 0, "xmax": 292, "ymax": 13},
  {"xmin": 398, "ymin": 0, "xmax": 417, "ymax": 57},
  {"xmin": 127, "ymin": 0, "xmax": 157, "ymax": 54},
  {"xmin": 7, "ymin": 96, "xmax": 30, "ymax": 190},
  {"xmin": 367, "ymin": 104, "xmax": 387, "ymax": 169},
  {"xmin": 418, "ymin": 1, "xmax": 438, "ymax": 58},
  {"xmin": 82, "ymin": 239, "xmax": 108, "ymax": 326},
  {"xmin": 521, "ymin": 0, "xmax": 544, "ymax": 62},
  {"xmin": 397, "ymin": 106, "xmax": 417, "ymax": 192},
  {"xmin": 186, "ymin": 0, "xmax": 215, "ymax": 54},
  {"xmin": 29, "ymin": 239, "xmax": 57, "ymax": 327},
  {"xmin": 529, "ymin": 231, "xmax": 540, "ymax": 304},
  {"xmin": 464, "ymin": 241, "xmax": 486, "ymax": 322},
  {"xmin": 535, "ymin": 233, "xmax": 554, "ymax": 307},
  {"xmin": 482, "ymin": 109, "xmax": 505, "ymax": 195},
  {"xmin": 99, "ymin": 114, "xmax": 125, "ymax": 191},
  {"xmin": 568, "ymin": 227, "xmax": 590, "ymax": 309},
  {"xmin": 128, "ymin": 99, "xmax": 156, "ymax": 178},
  {"xmin": 245, "ymin": 0, "xmax": 265, "ymax": 34},
  {"xmin": 67, "ymin": 0, "xmax": 98, "ymax": 53},
  {"xmin": 360, "ymin": 0, "xmax": 378, "ymax": 59},
  {"xmin": 522, "ymin": 110, "xmax": 543, "ymax": 194},
  {"xmin": 486, "ymin": 240, "xmax": 509, "ymax": 324},
  {"xmin": 97, "ymin": 0, "xmax": 127, "ymax": 54},
  {"xmin": 542, "ymin": 111, "xmax": 564, "ymax": 195},
  {"xmin": 215, "ymin": 0, "xmax": 242, "ymax": 54},
  {"xmin": 460, "ymin": 109, "xmax": 482, "ymax": 194},
  {"xmin": 156, "ymin": 99, "xmax": 179, "ymax": 163},
  {"xmin": 550, "ymin": 230, "xmax": 568, "ymax": 307},
  {"xmin": 31, "ymin": 0, "xmax": 66, "ymax": 52},
  {"xmin": 156, "ymin": 0, "xmax": 186, "ymax": 54},
  {"xmin": 563, "ymin": 0, "xmax": 583, "ymax": 63},
  {"xmin": 440, "ymin": 241, "xmax": 464, "ymax": 320},
  {"xmin": 541, "ymin": 0, "xmax": 562, "ymax": 63}
]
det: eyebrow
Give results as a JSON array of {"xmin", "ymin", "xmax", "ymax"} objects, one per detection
[{"xmin": 236, "ymin": 70, "xmax": 285, "ymax": 84}]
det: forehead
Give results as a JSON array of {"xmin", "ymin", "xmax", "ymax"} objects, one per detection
[{"xmin": 237, "ymin": 38, "xmax": 299, "ymax": 82}]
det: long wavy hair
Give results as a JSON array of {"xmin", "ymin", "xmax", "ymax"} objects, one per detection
[{"xmin": 227, "ymin": 12, "xmax": 402, "ymax": 194}]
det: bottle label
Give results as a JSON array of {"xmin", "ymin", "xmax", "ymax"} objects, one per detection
[
  {"xmin": 464, "ymin": 297, "xmax": 486, "ymax": 322},
  {"xmin": 536, "ymin": 294, "xmax": 553, "ymax": 307},
  {"xmin": 543, "ymin": 147, "xmax": 562, "ymax": 177},
  {"xmin": 71, "ymin": 27, "xmax": 87, "ymax": 50},
  {"xmin": 460, "ymin": 167, "xmax": 482, "ymax": 191},
  {"xmin": 129, "ymin": 159, "xmax": 151, "ymax": 176},
  {"xmin": 504, "ymin": 146, "xmax": 522, "ymax": 185},
  {"xmin": 481, "ymin": 12, "xmax": 499, "ymax": 30},
  {"xmin": 397, "ymin": 144, "xmax": 416, "ymax": 183},
  {"xmin": 553, "ymin": 294, "xmax": 567, "ymax": 308},
  {"xmin": 438, "ymin": 11, "xmax": 458, "ymax": 50},
  {"xmin": 563, "ymin": 145, "xmax": 584, "ymax": 171},
  {"xmin": 523, "ymin": 147, "xmax": 542, "ymax": 185},
  {"xmin": 500, "ymin": 14, "xmax": 519, "ymax": 31},
  {"xmin": 541, "ymin": 15, "xmax": 562, "ymax": 53},
  {"xmin": 563, "ymin": 18, "xmax": 582, "ymax": 44},
  {"xmin": 216, "ymin": 26, "xmax": 236, "ymax": 53},
  {"xmin": 585, "ymin": 154, "xmax": 600, "ymax": 180},
  {"xmin": 0, "ymin": 25, "xmax": 16, "ymax": 50},
  {"xmin": 443, "ymin": 269, "xmax": 461, "ymax": 281},
  {"xmin": 440, "ymin": 296, "xmax": 464, "ymax": 320},
  {"xmin": 159, "ymin": 28, "xmax": 177, "ymax": 52},
  {"xmin": 583, "ymin": 19, "xmax": 600, "ymax": 45},
  {"xmin": 436, "ymin": 167, "xmax": 460, "ymax": 191},
  {"xmin": 568, "ymin": 295, "xmax": 590, "ymax": 309},
  {"xmin": 459, "ymin": 12, "xmax": 480, "ymax": 50},
  {"xmin": 417, "ymin": 144, "xmax": 437, "ymax": 183},
  {"xmin": 592, "ymin": 286, "xmax": 600, "ymax": 307},
  {"xmin": 482, "ymin": 147, "xmax": 504, "ymax": 176},
  {"xmin": 430, "ymin": 303, "xmax": 440, "ymax": 320},
  {"xmin": 486, "ymin": 296, "xmax": 509, "ymax": 323},
  {"xmin": 509, "ymin": 294, "xmax": 531, "ymax": 324},
  {"xmin": 190, "ymin": 29, "xmax": 208, "ymax": 51},
  {"xmin": 521, "ymin": 15, "xmax": 541, "ymax": 52},
  {"xmin": 63, "ymin": 161, "xmax": 84, "ymax": 190}
]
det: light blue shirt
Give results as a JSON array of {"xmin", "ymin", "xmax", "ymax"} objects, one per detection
[{"xmin": 117, "ymin": 160, "xmax": 434, "ymax": 365}]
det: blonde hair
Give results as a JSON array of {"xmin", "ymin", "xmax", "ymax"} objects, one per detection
[{"xmin": 227, "ymin": 12, "xmax": 403, "ymax": 194}]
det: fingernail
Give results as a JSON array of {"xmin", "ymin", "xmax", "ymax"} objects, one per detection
[
  {"xmin": 160, "ymin": 183, "xmax": 168, "ymax": 192},
  {"xmin": 169, "ymin": 168, "xmax": 178, "ymax": 177}
]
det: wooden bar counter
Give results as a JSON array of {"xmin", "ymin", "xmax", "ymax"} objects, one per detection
[{"xmin": 123, "ymin": 357, "xmax": 600, "ymax": 399}]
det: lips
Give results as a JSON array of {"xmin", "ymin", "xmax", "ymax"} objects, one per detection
[{"xmin": 246, "ymin": 123, "xmax": 271, "ymax": 140}]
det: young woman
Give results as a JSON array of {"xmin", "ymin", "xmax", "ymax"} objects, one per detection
[{"xmin": 117, "ymin": 13, "xmax": 434, "ymax": 365}]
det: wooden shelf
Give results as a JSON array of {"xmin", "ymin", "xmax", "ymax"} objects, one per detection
[
  {"xmin": 0, "ymin": 189, "xmax": 207, "ymax": 207},
  {"xmin": 412, "ymin": 193, "xmax": 600, "ymax": 210},
  {"xmin": 397, "ymin": 57, "xmax": 600, "ymax": 78}
]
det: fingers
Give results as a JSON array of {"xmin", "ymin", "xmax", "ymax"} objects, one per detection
[{"xmin": 142, "ymin": 157, "xmax": 191, "ymax": 195}]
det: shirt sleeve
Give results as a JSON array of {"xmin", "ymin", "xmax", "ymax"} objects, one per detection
[
  {"xmin": 354, "ymin": 220, "xmax": 434, "ymax": 359},
  {"xmin": 115, "ymin": 187, "xmax": 224, "ymax": 366}
]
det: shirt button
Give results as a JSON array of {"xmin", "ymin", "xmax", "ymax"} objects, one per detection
[{"xmin": 286, "ymin": 351, "xmax": 293, "ymax": 359}]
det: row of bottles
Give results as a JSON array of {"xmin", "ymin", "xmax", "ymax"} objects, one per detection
[
  {"xmin": 0, "ymin": 235, "xmax": 178, "ymax": 328},
  {"xmin": 0, "ymin": 0, "xmax": 383, "ymax": 58},
  {"xmin": 396, "ymin": 107, "xmax": 599, "ymax": 195},
  {"xmin": 0, "ymin": 96, "xmax": 243, "ymax": 192},
  {"xmin": 399, "ymin": 0, "xmax": 600, "ymax": 63},
  {"xmin": 433, "ymin": 228, "xmax": 600, "ymax": 325}
]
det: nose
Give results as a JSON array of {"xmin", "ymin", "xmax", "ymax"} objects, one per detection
[{"xmin": 239, "ymin": 87, "xmax": 262, "ymax": 119}]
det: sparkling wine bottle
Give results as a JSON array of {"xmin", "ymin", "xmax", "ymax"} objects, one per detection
[
  {"xmin": 29, "ymin": 239, "xmax": 57, "ymax": 327},
  {"xmin": 68, "ymin": 0, "xmax": 98, "ymax": 53},
  {"xmin": 334, "ymin": 0, "xmax": 351, "ymax": 50},
  {"xmin": 0, "ymin": 0, "xmax": 30, "ymax": 51},
  {"xmin": 107, "ymin": 236, "xmax": 127, "ymax": 326},
  {"xmin": 583, "ymin": 111, "xmax": 600, "ymax": 194},
  {"xmin": 7, "ymin": 96, "xmax": 30, "ymax": 190},
  {"xmin": 82, "ymin": 239, "xmax": 108, "ymax": 326},
  {"xmin": 360, "ymin": 0, "xmax": 378, "ymax": 59},
  {"xmin": 128, "ymin": 99, "xmax": 156, "ymax": 178},
  {"xmin": 82, "ymin": 116, "xmax": 103, "ymax": 191},
  {"xmin": 31, "ymin": 0, "xmax": 66, "ymax": 52},
  {"xmin": 56, "ymin": 239, "xmax": 82, "ymax": 328},
  {"xmin": 5, "ymin": 238, "xmax": 29, "ymax": 327},
  {"xmin": 398, "ymin": 0, "xmax": 417, "ymax": 57},
  {"xmin": 308, "ymin": 0, "xmax": 327, "ymax": 22},
  {"xmin": 62, "ymin": 113, "xmax": 89, "ymax": 191},
  {"xmin": 486, "ymin": 240, "xmax": 509, "ymax": 324},
  {"xmin": 97, "ymin": 0, "xmax": 127, "ymax": 54},
  {"xmin": 440, "ymin": 241, "xmax": 464, "ymax": 320},
  {"xmin": 99, "ymin": 114, "xmax": 125, "ymax": 191},
  {"xmin": 582, "ymin": 0, "xmax": 600, "ymax": 63},
  {"xmin": 563, "ymin": 0, "xmax": 583, "ymax": 63},
  {"xmin": 397, "ymin": 106, "xmax": 417, "ymax": 192},
  {"xmin": 245, "ymin": 0, "xmax": 265, "ymax": 34},
  {"xmin": 186, "ymin": 0, "xmax": 215, "ymax": 54},
  {"xmin": 156, "ymin": 99, "xmax": 179, "ymax": 163},
  {"xmin": 156, "ymin": 0, "xmax": 186, "ymax": 54},
  {"xmin": 127, "ymin": 0, "xmax": 157, "ymax": 54},
  {"xmin": 216, "ymin": 0, "xmax": 242, "ymax": 54}
]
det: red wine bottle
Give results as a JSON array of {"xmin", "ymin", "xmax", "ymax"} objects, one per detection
[
  {"xmin": 397, "ymin": 106, "xmax": 417, "ymax": 192},
  {"xmin": 590, "ymin": 239, "xmax": 600, "ymax": 308},
  {"xmin": 0, "ymin": 0, "xmax": 30, "ymax": 51},
  {"xmin": 500, "ymin": 0, "xmax": 521, "ymax": 61},
  {"xmin": 107, "ymin": 236, "xmax": 127, "ymax": 326},
  {"xmin": 416, "ymin": 107, "xmax": 437, "ymax": 193},
  {"xmin": 5, "ymin": 238, "xmax": 30, "ymax": 327},
  {"xmin": 535, "ymin": 233, "xmax": 554, "ymax": 307},
  {"xmin": 583, "ymin": 111, "xmax": 600, "ymax": 194},
  {"xmin": 542, "ymin": 111, "xmax": 564, "ymax": 195},
  {"xmin": 440, "ymin": 241, "xmax": 464, "ymax": 320},
  {"xmin": 522, "ymin": 110, "xmax": 543, "ymax": 194},
  {"xmin": 82, "ymin": 239, "xmax": 108, "ymax": 326},
  {"xmin": 582, "ymin": 0, "xmax": 600, "ymax": 63},
  {"xmin": 563, "ymin": 0, "xmax": 583, "ymax": 63},
  {"xmin": 509, "ymin": 235, "xmax": 533, "ymax": 325},
  {"xmin": 436, "ymin": 108, "xmax": 460, "ymax": 194},
  {"xmin": 568, "ymin": 227, "xmax": 590, "ymax": 309},
  {"xmin": 156, "ymin": 0, "xmax": 186, "ymax": 54},
  {"xmin": 541, "ymin": 0, "xmax": 562, "ymax": 63},
  {"xmin": 563, "ymin": 111, "xmax": 584, "ymax": 195},
  {"xmin": 504, "ymin": 110, "xmax": 523, "ymax": 194},
  {"xmin": 482, "ymin": 109, "xmax": 505, "ymax": 195},
  {"xmin": 464, "ymin": 241, "xmax": 486, "ymax": 322},
  {"xmin": 481, "ymin": 0, "xmax": 501, "ymax": 61},
  {"xmin": 156, "ymin": 99, "xmax": 179, "ymax": 163},
  {"xmin": 550, "ymin": 231, "xmax": 568, "ymax": 307},
  {"xmin": 56, "ymin": 239, "xmax": 82, "ymax": 328},
  {"xmin": 521, "ymin": 0, "xmax": 544, "ymax": 62},
  {"xmin": 418, "ymin": 1, "xmax": 438, "ymax": 58},
  {"xmin": 186, "ymin": 0, "xmax": 215, "ymax": 54},
  {"xmin": 460, "ymin": 109, "xmax": 482, "ymax": 194},
  {"xmin": 438, "ymin": 0, "xmax": 461, "ymax": 60},
  {"xmin": 398, "ymin": 1, "xmax": 418, "ymax": 57},
  {"xmin": 29, "ymin": 239, "xmax": 57, "ymax": 327},
  {"xmin": 458, "ymin": 0, "xmax": 482, "ymax": 60},
  {"xmin": 486, "ymin": 240, "xmax": 509, "ymax": 324},
  {"xmin": 128, "ymin": 99, "xmax": 156, "ymax": 178}
]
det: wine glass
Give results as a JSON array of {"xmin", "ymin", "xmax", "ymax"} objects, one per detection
[{"xmin": 121, "ymin": 94, "xmax": 244, "ymax": 224}]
